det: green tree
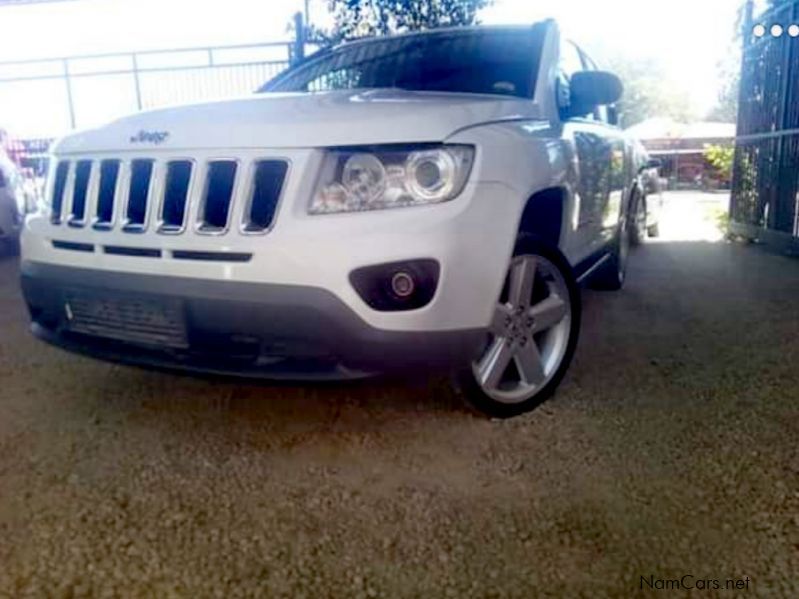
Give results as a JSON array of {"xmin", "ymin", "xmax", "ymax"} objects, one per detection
[
  {"xmin": 604, "ymin": 55, "xmax": 696, "ymax": 128},
  {"xmin": 316, "ymin": 0, "xmax": 492, "ymax": 43},
  {"xmin": 706, "ymin": 1, "xmax": 747, "ymax": 122},
  {"xmin": 704, "ymin": 144, "xmax": 735, "ymax": 180},
  {"xmin": 706, "ymin": 65, "xmax": 739, "ymax": 123}
]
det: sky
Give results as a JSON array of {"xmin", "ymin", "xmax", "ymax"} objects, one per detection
[{"xmin": 0, "ymin": 0, "xmax": 743, "ymax": 136}]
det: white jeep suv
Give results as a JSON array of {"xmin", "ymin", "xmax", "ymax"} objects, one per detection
[{"xmin": 21, "ymin": 21, "xmax": 641, "ymax": 417}]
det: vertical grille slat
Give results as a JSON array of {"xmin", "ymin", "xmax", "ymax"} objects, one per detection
[
  {"xmin": 125, "ymin": 159, "xmax": 154, "ymax": 231},
  {"xmin": 95, "ymin": 159, "xmax": 120, "ymax": 228},
  {"xmin": 244, "ymin": 160, "xmax": 288, "ymax": 232},
  {"xmin": 200, "ymin": 161, "xmax": 237, "ymax": 232},
  {"xmin": 51, "ymin": 161, "xmax": 70, "ymax": 224},
  {"xmin": 160, "ymin": 160, "xmax": 193, "ymax": 231},
  {"xmin": 68, "ymin": 160, "xmax": 92, "ymax": 225}
]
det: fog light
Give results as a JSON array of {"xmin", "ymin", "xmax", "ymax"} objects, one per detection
[
  {"xmin": 390, "ymin": 271, "xmax": 415, "ymax": 298},
  {"xmin": 349, "ymin": 259, "xmax": 440, "ymax": 312}
]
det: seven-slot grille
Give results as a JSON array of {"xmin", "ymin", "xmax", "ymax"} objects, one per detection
[{"xmin": 49, "ymin": 157, "xmax": 288, "ymax": 234}]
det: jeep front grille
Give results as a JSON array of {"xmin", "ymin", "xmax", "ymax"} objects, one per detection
[
  {"xmin": 68, "ymin": 160, "xmax": 92, "ymax": 226},
  {"xmin": 96, "ymin": 159, "xmax": 120, "ymax": 228},
  {"xmin": 51, "ymin": 161, "xmax": 70, "ymax": 225},
  {"xmin": 50, "ymin": 156, "xmax": 288, "ymax": 235},
  {"xmin": 125, "ymin": 159, "xmax": 154, "ymax": 231},
  {"xmin": 246, "ymin": 160, "xmax": 288, "ymax": 232},
  {"xmin": 199, "ymin": 160, "xmax": 238, "ymax": 232},
  {"xmin": 160, "ymin": 160, "xmax": 193, "ymax": 232}
]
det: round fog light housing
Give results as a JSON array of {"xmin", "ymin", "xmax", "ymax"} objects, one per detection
[{"xmin": 390, "ymin": 271, "xmax": 416, "ymax": 298}]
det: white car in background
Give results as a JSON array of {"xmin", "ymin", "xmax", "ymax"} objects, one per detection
[{"xmin": 21, "ymin": 22, "xmax": 643, "ymax": 417}]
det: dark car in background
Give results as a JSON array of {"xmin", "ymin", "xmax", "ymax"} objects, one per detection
[
  {"xmin": 630, "ymin": 139, "xmax": 663, "ymax": 243},
  {"xmin": 0, "ymin": 147, "xmax": 24, "ymax": 255}
]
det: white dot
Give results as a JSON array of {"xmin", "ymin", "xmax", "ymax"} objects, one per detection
[
  {"xmin": 771, "ymin": 24, "xmax": 784, "ymax": 37},
  {"xmin": 789, "ymin": 24, "xmax": 799, "ymax": 37},
  {"xmin": 753, "ymin": 24, "xmax": 767, "ymax": 37}
]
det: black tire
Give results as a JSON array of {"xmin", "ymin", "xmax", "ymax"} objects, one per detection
[
  {"xmin": 629, "ymin": 193, "xmax": 647, "ymax": 246},
  {"xmin": 454, "ymin": 236, "xmax": 581, "ymax": 419},
  {"xmin": 647, "ymin": 222, "xmax": 660, "ymax": 238},
  {"xmin": 590, "ymin": 217, "xmax": 629, "ymax": 291}
]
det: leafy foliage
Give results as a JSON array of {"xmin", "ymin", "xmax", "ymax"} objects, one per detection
[
  {"xmin": 706, "ymin": 68, "xmax": 739, "ymax": 123},
  {"xmin": 604, "ymin": 55, "xmax": 696, "ymax": 128},
  {"xmin": 705, "ymin": 1, "xmax": 745, "ymax": 122},
  {"xmin": 704, "ymin": 144, "xmax": 735, "ymax": 180},
  {"xmin": 319, "ymin": 0, "xmax": 492, "ymax": 43}
]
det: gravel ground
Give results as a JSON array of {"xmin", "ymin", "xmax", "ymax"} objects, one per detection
[{"xmin": 1, "ymin": 193, "xmax": 797, "ymax": 597}]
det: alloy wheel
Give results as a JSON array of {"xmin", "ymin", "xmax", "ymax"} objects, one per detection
[{"xmin": 472, "ymin": 254, "xmax": 572, "ymax": 404}]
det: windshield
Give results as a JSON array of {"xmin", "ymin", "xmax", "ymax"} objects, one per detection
[{"xmin": 261, "ymin": 27, "xmax": 545, "ymax": 99}]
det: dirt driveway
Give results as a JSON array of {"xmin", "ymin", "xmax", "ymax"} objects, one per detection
[{"xmin": 1, "ymin": 193, "xmax": 797, "ymax": 596}]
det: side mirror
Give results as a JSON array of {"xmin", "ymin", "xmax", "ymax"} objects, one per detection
[
  {"xmin": 565, "ymin": 71, "xmax": 623, "ymax": 119},
  {"xmin": 642, "ymin": 158, "xmax": 662, "ymax": 171}
]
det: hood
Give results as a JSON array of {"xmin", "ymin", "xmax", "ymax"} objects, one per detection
[{"xmin": 54, "ymin": 89, "xmax": 542, "ymax": 154}]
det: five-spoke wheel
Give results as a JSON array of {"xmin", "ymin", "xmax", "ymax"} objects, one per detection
[{"xmin": 457, "ymin": 238, "xmax": 580, "ymax": 418}]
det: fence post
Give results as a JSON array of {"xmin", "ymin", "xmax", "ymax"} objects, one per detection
[
  {"xmin": 773, "ymin": 2, "xmax": 793, "ymax": 232},
  {"xmin": 292, "ymin": 12, "xmax": 305, "ymax": 66},
  {"xmin": 730, "ymin": 0, "xmax": 755, "ymax": 225},
  {"xmin": 132, "ymin": 53, "xmax": 143, "ymax": 111},
  {"xmin": 62, "ymin": 58, "xmax": 76, "ymax": 130}
]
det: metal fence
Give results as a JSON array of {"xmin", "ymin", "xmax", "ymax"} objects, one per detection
[
  {"xmin": 0, "ymin": 41, "xmax": 295, "ymax": 137},
  {"xmin": 731, "ymin": 0, "xmax": 799, "ymax": 253}
]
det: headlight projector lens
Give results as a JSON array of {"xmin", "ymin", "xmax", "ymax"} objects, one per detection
[{"xmin": 406, "ymin": 150, "xmax": 457, "ymax": 201}]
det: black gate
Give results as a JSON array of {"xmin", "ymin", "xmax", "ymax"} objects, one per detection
[{"xmin": 731, "ymin": 0, "xmax": 799, "ymax": 253}]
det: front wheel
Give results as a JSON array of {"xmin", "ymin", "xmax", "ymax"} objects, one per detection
[{"xmin": 455, "ymin": 238, "xmax": 581, "ymax": 418}]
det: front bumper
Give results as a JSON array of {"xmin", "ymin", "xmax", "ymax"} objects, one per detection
[{"xmin": 21, "ymin": 262, "xmax": 486, "ymax": 379}]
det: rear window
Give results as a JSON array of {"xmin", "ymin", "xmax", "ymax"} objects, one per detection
[{"xmin": 262, "ymin": 27, "xmax": 545, "ymax": 99}]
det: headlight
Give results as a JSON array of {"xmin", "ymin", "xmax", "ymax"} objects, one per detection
[{"xmin": 310, "ymin": 144, "xmax": 474, "ymax": 214}]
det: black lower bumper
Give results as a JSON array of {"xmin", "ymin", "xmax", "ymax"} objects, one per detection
[{"xmin": 20, "ymin": 262, "xmax": 485, "ymax": 380}]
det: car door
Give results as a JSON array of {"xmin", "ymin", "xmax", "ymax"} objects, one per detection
[
  {"xmin": 580, "ymin": 49, "xmax": 629, "ymax": 247},
  {"xmin": 558, "ymin": 41, "xmax": 625, "ymax": 260}
]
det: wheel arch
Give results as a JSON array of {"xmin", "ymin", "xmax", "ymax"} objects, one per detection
[{"xmin": 517, "ymin": 186, "xmax": 568, "ymax": 249}]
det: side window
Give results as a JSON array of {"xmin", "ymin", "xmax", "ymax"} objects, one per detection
[
  {"xmin": 306, "ymin": 67, "xmax": 362, "ymax": 92},
  {"xmin": 559, "ymin": 40, "xmax": 584, "ymax": 78},
  {"xmin": 557, "ymin": 40, "xmax": 585, "ymax": 116}
]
